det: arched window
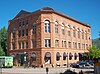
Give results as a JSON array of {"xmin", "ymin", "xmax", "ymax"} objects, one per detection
[
  {"xmin": 32, "ymin": 23, "xmax": 36, "ymax": 34},
  {"xmin": 44, "ymin": 20, "xmax": 50, "ymax": 33},
  {"xmin": 69, "ymin": 53, "xmax": 73, "ymax": 60},
  {"xmin": 73, "ymin": 26, "xmax": 76, "ymax": 37},
  {"xmin": 68, "ymin": 25, "xmax": 71, "ymax": 36},
  {"xmin": 85, "ymin": 31, "xmax": 87, "ymax": 40},
  {"xmin": 82, "ymin": 29, "xmax": 84, "ymax": 39},
  {"xmin": 55, "ymin": 21, "xmax": 58, "ymax": 34},
  {"xmin": 77, "ymin": 28, "xmax": 80, "ymax": 38},
  {"xmin": 61, "ymin": 23, "xmax": 65, "ymax": 35},
  {"xmin": 63, "ymin": 52, "xmax": 68, "ymax": 60},
  {"xmin": 74, "ymin": 53, "xmax": 78, "ymax": 60},
  {"xmin": 45, "ymin": 52, "xmax": 51, "ymax": 63},
  {"xmin": 31, "ymin": 52, "xmax": 36, "ymax": 61},
  {"xmin": 56, "ymin": 52, "xmax": 61, "ymax": 61}
]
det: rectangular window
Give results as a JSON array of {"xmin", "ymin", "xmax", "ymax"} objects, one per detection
[
  {"xmin": 85, "ymin": 33, "xmax": 87, "ymax": 40},
  {"xmin": 82, "ymin": 33, "xmax": 84, "ymax": 39},
  {"xmin": 78, "ymin": 31, "xmax": 80, "ymax": 38},
  {"xmin": 32, "ymin": 40, "xmax": 36, "ymax": 48},
  {"xmin": 64, "ymin": 41, "xmax": 66, "ymax": 48},
  {"xmin": 45, "ymin": 39, "xmax": 51, "ymax": 47},
  {"xmin": 33, "ymin": 25, "xmax": 36, "ymax": 34},
  {"xmin": 75, "ymin": 42, "xmax": 77, "ymax": 49},
  {"xmin": 86, "ymin": 44, "xmax": 88, "ymax": 49},
  {"xmin": 18, "ymin": 42, "xmax": 21, "ymax": 49},
  {"xmin": 62, "ymin": 29, "xmax": 65, "ymax": 35},
  {"xmin": 82, "ymin": 44, "xmax": 85, "ymax": 50},
  {"xmin": 55, "ymin": 25, "xmax": 58, "ymax": 34},
  {"xmin": 55, "ymin": 40, "xmax": 59, "ymax": 47},
  {"xmin": 12, "ymin": 32, "xmax": 15, "ymax": 39},
  {"xmin": 22, "ymin": 42, "xmax": 24, "ymax": 49},
  {"xmin": 78, "ymin": 43, "xmax": 81, "ymax": 49},
  {"xmin": 26, "ymin": 41, "xmax": 28, "ymax": 48},
  {"xmin": 68, "ymin": 41, "xmax": 71, "ymax": 48},
  {"xmin": 12, "ymin": 42, "xmax": 15, "ymax": 50},
  {"xmin": 18, "ymin": 30, "xmax": 21, "ymax": 37},
  {"xmin": 68, "ymin": 30, "xmax": 70, "ymax": 36},
  {"xmin": 73, "ymin": 30, "xmax": 76, "ymax": 37},
  {"xmin": 26, "ymin": 28, "xmax": 28, "ymax": 36},
  {"xmin": 22, "ymin": 29, "xmax": 24, "ymax": 36}
]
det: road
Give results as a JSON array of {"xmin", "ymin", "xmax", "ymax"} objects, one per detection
[{"xmin": 0, "ymin": 66, "xmax": 94, "ymax": 74}]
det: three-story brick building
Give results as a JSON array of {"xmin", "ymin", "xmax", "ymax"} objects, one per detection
[{"xmin": 8, "ymin": 7, "xmax": 92, "ymax": 67}]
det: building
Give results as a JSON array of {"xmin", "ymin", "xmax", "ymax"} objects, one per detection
[{"xmin": 8, "ymin": 7, "xmax": 92, "ymax": 67}]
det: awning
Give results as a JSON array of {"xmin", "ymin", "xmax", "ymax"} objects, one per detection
[
  {"xmin": 63, "ymin": 52, "xmax": 68, "ymax": 57},
  {"xmin": 45, "ymin": 52, "xmax": 51, "ymax": 58},
  {"xmin": 56, "ymin": 52, "xmax": 61, "ymax": 57},
  {"xmin": 69, "ymin": 53, "xmax": 73, "ymax": 57}
]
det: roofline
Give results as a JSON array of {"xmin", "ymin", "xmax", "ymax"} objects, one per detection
[{"xmin": 40, "ymin": 10, "xmax": 91, "ymax": 28}]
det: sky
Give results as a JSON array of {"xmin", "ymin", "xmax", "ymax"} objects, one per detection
[{"xmin": 0, "ymin": 0, "xmax": 100, "ymax": 39}]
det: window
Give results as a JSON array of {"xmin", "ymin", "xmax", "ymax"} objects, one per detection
[
  {"xmin": 32, "ymin": 23, "xmax": 36, "ymax": 34},
  {"xmin": 31, "ymin": 53, "xmax": 36, "ymax": 61},
  {"xmin": 82, "ymin": 30, "xmax": 84, "ymax": 39},
  {"xmin": 19, "ymin": 22, "xmax": 21, "ymax": 28},
  {"xmin": 32, "ymin": 40, "xmax": 36, "ymax": 48},
  {"xmin": 26, "ymin": 41, "xmax": 28, "ymax": 48},
  {"xmin": 78, "ymin": 28, "xmax": 80, "ymax": 38},
  {"xmin": 82, "ymin": 44, "xmax": 85, "ymax": 50},
  {"xmin": 69, "ymin": 53, "xmax": 73, "ymax": 60},
  {"xmin": 45, "ymin": 39, "xmax": 51, "ymax": 47},
  {"xmin": 55, "ymin": 21, "xmax": 58, "ymax": 34},
  {"xmin": 22, "ymin": 42, "xmax": 24, "ymax": 49},
  {"xmin": 26, "ymin": 20, "xmax": 28, "ymax": 25},
  {"xmin": 12, "ymin": 32, "xmax": 15, "ymax": 39},
  {"xmin": 73, "ymin": 26, "xmax": 76, "ymax": 37},
  {"xmin": 63, "ymin": 52, "xmax": 67, "ymax": 60},
  {"xmin": 18, "ymin": 42, "xmax": 21, "ymax": 49},
  {"xmin": 44, "ymin": 20, "xmax": 50, "ymax": 33},
  {"xmin": 68, "ymin": 41, "xmax": 71, "ymax": 48},
  {"xmin": 62, "ymin": 40, "xmax": 66, "ymax": 48},
  {"xmin": 73, "ymin": 42, "xmax": 77, "ymax": 49},
  {"xmin": 85, "ymin": 31, "xmax": 87, "ymax": 40},
  {"xmin": 56, "ymin": 52, "xmax": 61, "ymax": 61},
  {"xmin": 68, "ymin": 25, "xmax": 71, "ymax": 36},
  {"xmin": 55, "ymin": 40, "xmax": 59, "ymax": 47},
  {"xmin": 12, "ymin": 42, "xmax": 15, "ymax": 50},
  {"xmin": 18, "ymin": 30, "xmax": 21, "ymax": 37},
  {"xmin": 86, "ymin": 44, "xmax": 88, "ymax": 49},
  {"xmin": 64, "ymin": 41, "xmax": 66, "ymax": 48},
  {"xmin": 74, "ymin": 53, "xmax": 78, "ymax": 60},
  {"xmin": 78, "ymin": 43, "xmax": 81, "ymax": 49},
  {"xmin": 22, "ymin": 21, "xmax": 24, "ymax": 28},
  {"xmin": 26, "ymin": 28, "xmax": 28, "ymax": 36},
  {"xmin": 62, "ymin": 23, "xmax": 65, "ymax": 35},
  {"xmin": 22, "ymin": 29, "xmax": 24, "ymax": 36}
]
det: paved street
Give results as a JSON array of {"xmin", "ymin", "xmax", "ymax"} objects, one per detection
[{"xmin": 0, "ymin": 66, "xmax": 94, "ymax": 74}]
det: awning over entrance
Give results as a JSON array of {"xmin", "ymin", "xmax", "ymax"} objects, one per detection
[
  {"xmin": 56, "ymin": 52, "xmax": 61, "ymax": 57},
  {"xmin": 45, "ymin": 52, "xmax": 51, "ymax": 58}
]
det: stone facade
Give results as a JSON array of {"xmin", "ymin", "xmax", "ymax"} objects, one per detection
[{"xmin": 8, "ymin": 7, "xmax": 92, "ymax": 67}]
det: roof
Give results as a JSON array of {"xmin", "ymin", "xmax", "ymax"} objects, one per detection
[{"xmin": 12, "ymin": 7, "xmax": 90, "ymax": 27}]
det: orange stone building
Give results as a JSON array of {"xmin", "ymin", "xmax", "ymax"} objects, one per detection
[{"xmin": 8, "ymin": 7, "xmax": 92, "ymax": 67}]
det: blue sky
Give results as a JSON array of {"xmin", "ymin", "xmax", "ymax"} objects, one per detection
[{"xmin": 0, "ymin": 0, "xmax": 100, "ymax": 39}]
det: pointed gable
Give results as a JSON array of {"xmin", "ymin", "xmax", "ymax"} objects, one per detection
[{"xmin": 13, "ymin": 10, "xmax": 31, "ymax": 19}]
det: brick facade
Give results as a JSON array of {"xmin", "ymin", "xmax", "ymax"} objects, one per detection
[{"xmin": 8, "ymin": 7, "xmax": 92, "ymax": 67}]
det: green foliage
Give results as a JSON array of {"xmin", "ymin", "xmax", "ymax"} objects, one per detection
[
  {"xmin": 0, "ymin": 26, "xmax": 7, "ymax": 55},
  {"xmin": 0, "ymin": 45, "xmax": 5, "ymax": 56},
  {"xmin": 86, "ymin": 46, "xmax": 100, "ymax": 59},
  {"xmin": 92, "ymin": 38, "xmax": 100, "ymax": 49}
]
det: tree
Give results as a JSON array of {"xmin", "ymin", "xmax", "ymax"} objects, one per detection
[
  {"xmin": 0, "ymin": 26, "xmax": 7, "ymax": 55},
  {"xmin": 85, "ymin": 46, "xmax": 100, "ymax": 60},
  {"xmin": 0, "ymin": 45, "xmax": 5, "ymax": 56}
]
